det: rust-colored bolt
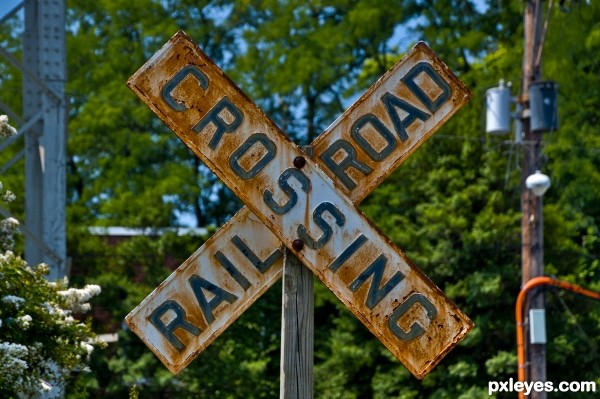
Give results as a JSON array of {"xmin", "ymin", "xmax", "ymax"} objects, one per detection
[
  {"xmin": 293, "ymin": 156, "xmax": 306, "ymax": 169},
  {"xmin": 292, "ymin": 239, "xmax": 304, "ymax": 251}
]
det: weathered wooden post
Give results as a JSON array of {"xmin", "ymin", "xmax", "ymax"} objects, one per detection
[{"xmin": 280, "ymin": 249, "xmax": 314, "ymax": 398}]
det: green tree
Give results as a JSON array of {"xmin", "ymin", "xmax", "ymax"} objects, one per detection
[
  {"xmin": 535, "ymin": 0, "xmax": 600, "ymax": 392},
  {"xmin": 401, "ymin": 0, "xmax": 523, "ymax": 73},
  {"xmin": 66, "ymin": 0, "xmax": 241, "ymax": 229},
  {"xmin": 0, "ymin": 20, "xmax": 26, "ymax": 236},
  {"xmin": 66, "ymin": 0, "xmax": 600, "ymax": 396},
  {"xmin": 312, "ymin": 1, "xmax": 600, "ymax": 398},
  {"xmin": 229, "ymin": 0, "xmax": 406, "ymax": 143},
  {"xmin": 60, "ymin": 1, "xmax": 254, "ymax": 395}
]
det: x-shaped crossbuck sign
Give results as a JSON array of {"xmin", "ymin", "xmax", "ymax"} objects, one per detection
[{"xmin": 126, "ymin": 31, "xmax": 473, "ymax": 379}]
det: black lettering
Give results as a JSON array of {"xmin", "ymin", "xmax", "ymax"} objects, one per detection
[
  {"xmin": 329, "ymin": 234, "xmax": 368, "ymax": 273},
  {"xmin": 381, "ymin": 92, "xmax": 430, "ymax": 142},
  {"xmin": 297, "ymin": 202, "xmax": 345, "ymax": 250},
  {"xmin": 162, "ymin": 65, "xmax": 209, "ymax": 112},
  {"xmin": 388, "ymin": 293, "xmax": 437, "ymax": 341},
  {"xmin": 402, "ymin": 62, "xmax": 451, "ymax": 114},
  {"xmin": 349, "ymin": 254, "xmax": 405, "ymax": 309},
  {"xmin": 188, "ymin": 274, "xmax": 238, "ymax": 325},
  {"xmin": 149, "ymin": 300, "xmax": 201, "ymax": 352},
  {"xmin": 263, "ymin": 168, "xmax": 311, "ymax": 215},
  {"xmin": 214, "ymin": 251, "xmax": 251, "ymax": 290},
  {"xmin": 231, "ymin": 235, "xmax": 283, "ymax": 274},
  {"xmin": 193, "ymin": 97, "xmax": 243, "ymax": 149},
  {"xmin": 229, "ymin": 132, "xmax": 276, "ymax": 180},
  {"xmin": 350, "ymin": 114, "xmax": 396, "ymax": 161},
  {"xmin": 319, "ymin": 139, "xmax": 373, "ymax": 191}
]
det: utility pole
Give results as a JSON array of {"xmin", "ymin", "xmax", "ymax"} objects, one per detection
[{"xmin": 520, "ymin": 0, "xmax": 546, "ymax": 396}]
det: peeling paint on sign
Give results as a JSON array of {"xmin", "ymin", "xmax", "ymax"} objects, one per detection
[{"xmin": 126, "ymin": 31, "xmax": 472, "ymax": 379}]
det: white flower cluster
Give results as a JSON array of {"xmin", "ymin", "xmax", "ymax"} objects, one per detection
[
  {"xmin": 81, "ymin": 341, "xmax": 94, "ymax": 356},
  {"xmin": 0, "ymin": 342, "xmax": 28, "ymax": 382},
  {"xmin": 0, "ymin": 180, "xmax": 18, "ymax": 252},
  {"xmin": 0, "ymin": 250, "xmax": 103, "ymax": 396},
  {"xmin": 0, "ymin": 341, "xmax": 62, "ymax": 396},
  {"xmin": 58, "ymin": 284, "xmax": 102, "ymax": 313},
  {"xmin": 2, "ymin": 190, "xmax": 15, "ymax": 202},
  {"xmin": 2, "ymin": 294, "xmax": 25, "ymax": 308},
  {"xmin": 17, "ymin": 314, "xmax": 33, "ymax": 329},
  {"xmin": 0, "ymin": 115, "xmax": 17, "ymax": 138}
]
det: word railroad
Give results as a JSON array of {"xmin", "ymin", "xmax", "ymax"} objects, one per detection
[{"xmin": 126, "ymin": 31, "xmax": 473, "ymax": 379}]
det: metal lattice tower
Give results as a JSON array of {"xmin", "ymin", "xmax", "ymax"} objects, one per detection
[{"xmin": 0, "ymin": 0, "xmax": 66, "ymax": 280}]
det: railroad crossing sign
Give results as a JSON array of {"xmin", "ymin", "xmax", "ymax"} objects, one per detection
[{"xmin": 126, "ymin": 31, "xmax": 473, "ymax": 379}]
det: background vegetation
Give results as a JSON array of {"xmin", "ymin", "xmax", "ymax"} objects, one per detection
[
  {"xmin": 0, "ymin": 171, "xmax": 102, "ymax": 398},
  {"xmin": 0, "ymin": 0, "xmax": 599, "ymax": 397}
]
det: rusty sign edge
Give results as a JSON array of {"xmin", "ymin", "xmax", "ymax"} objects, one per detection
[
  {"xmin": 312, "ymin": 40, "xmax": 472, "ymax": 205},
  {"xmin": 127, "ymin": 31, "xmax": 473, "ymax": 378},
  {"xmin": 124, "ymin": 207, "xmax": 284, "ymax": 374},
  {"xmin": 125, "ymin": 30, "xmax": 474, "ymax": 378},
  {"xmin": 317, "ymin": 39, "xmax": 471, "ymax": 147},
  {"xmin": 132, "ymin": 34, "xmax": 470, "ymax": 377}
]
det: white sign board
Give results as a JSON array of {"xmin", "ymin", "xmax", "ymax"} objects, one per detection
[{"xmin": 126, "ymin": 31, "xmax": 472, "ymax": 379}]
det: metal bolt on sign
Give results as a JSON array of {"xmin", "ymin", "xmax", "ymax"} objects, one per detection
[{"xmin": 125, "ymin": 31, "xmax": 473, "ymax": 380}]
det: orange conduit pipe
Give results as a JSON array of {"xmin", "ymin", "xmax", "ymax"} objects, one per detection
[{"xmin": 516, "ymin": 276, "xmax": 600, "ymax": 399}]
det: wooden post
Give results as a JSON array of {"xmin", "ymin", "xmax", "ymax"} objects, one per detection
[
  {"xmin": 521, "ymin": 0, "xmax": 546, "ymax": 396},
  {"xmin": 280, "ymin": 248, "xmax": 314, "ymax": 399}
]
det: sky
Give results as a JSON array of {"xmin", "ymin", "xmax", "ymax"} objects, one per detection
[{"xmin": 0, "ymin": 0, "xmax": 23, "ymax": 20}]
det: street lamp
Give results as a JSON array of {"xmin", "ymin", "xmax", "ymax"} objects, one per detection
[{"xmin": 525, "ymin": 170, "xmax": 551, "ymax": 197}]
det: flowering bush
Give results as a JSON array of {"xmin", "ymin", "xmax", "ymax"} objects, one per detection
[
  {"xmin": 0, "ymin": 253, "xmax": 103, "ymax": 397},
  {"xmin": 0, "ymin": 182, "xmax": 18, "ymax": 252},
  {"xmin": 0, "ymin": 116, "xmax": 103, "ymax": 397}
]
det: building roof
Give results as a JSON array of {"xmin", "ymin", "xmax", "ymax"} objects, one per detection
[{"xmin": 87, "ymin": 226, "xmax": 209, "ymax": 237}]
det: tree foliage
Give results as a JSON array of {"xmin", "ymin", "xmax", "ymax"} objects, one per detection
[
  {"xmin": 66, "ymin": 0, "xmax": 241, "ymax": 229},
  {"xmin": 229, "ymin": 0, "xmax": 406, "ymax": 143}
]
